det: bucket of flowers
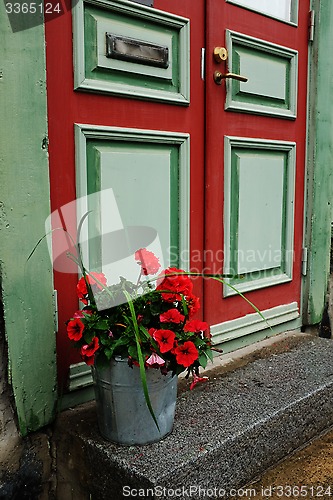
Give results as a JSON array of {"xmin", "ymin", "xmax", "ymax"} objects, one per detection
[{"xmin": 66, "ymin": 248, "xmax": 215, "ymax": 445}]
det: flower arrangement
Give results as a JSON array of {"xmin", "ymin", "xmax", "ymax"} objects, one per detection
[
  {"xmin": 28, "ymin": 214, "xmax": 266, "ymax": 437},
  {"xmin": 66, "ymin": 248, "xmax": 213, "ymax": 390}
]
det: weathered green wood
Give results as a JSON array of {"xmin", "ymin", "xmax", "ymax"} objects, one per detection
[
  {"xmin": 304, "ymin": 0, "xmax": 333, "ymax": 324},
  {"xmin": 0, "ymin": 9, "xmax": 57, "ymax": 434}
]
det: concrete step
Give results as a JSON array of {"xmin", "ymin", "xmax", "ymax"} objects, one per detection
[{"xmin": 54, "ymin": 335, "xmax": 333, "ymax": 499}]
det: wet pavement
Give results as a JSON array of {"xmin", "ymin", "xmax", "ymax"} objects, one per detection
[{"xmin": 249, "ymin": 426, "xmax": 333, "ymax": 499}]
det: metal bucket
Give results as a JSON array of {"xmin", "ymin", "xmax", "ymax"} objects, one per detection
[{"xmin": 92, "ymin": 357, "xmax": 178, "ymax": 445}]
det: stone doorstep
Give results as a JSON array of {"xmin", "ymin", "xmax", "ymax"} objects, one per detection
[{"xmin": 54, "ymin": 334, "xmax": 333, "ymax": 500}]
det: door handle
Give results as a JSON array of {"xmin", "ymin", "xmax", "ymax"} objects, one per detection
[{"xmin": 213, "ymin": 71, "xmax": 248, "ymax": 84}]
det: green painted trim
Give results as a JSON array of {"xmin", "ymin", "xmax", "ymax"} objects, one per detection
[
  {"xmin": 75, "ymin": 125, "xmax": 190, "ymax": 271},
  {"xmin": 68, "ymin": 362, "xmax": 93, "ymax": 391},
  {"xmin": 211, "ymin": 302, "xmax": 299, "ymax": 345},
  {"xmin": 225, "ymin": 30, "xmax": 298, "ymax": 119},
  {"xmin": 303, "ymin": 0, "xmax": 333, "ymax": 324},
  {"xmin": 0, "ymin": 10, "xmax": 57, "ymax": 434},
  {"xmin": 73, "ymin": 0, "xmax": 190, "ymax": 104},
  {"xmin": 213, "ymin": 319, "xmax": 302, "ymax": 356},
  {"xmin": 224, "ymin": 136, "xmax": 296, "ymax": 297}
]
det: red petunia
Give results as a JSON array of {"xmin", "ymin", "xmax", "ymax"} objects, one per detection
[
  {"xmin": 156, "ymin": 268, "xmax": 193, "ymax": 302},
  {"xmin": 135, "ymin": 248, "xmax": 161, "ymax": 275},
  {"xmin": 67, "ymin": 318, "xmax": 84, "ymax": 341},
  {"xmin": 80, "ymin": 337, "xmax": 99, "ymax": 365},
  {"xmin": 190, "ymin": 373, "xmax": 209, "ymax": 390},
  {"xmin": 73, "ymin": 309, "xmax": 92, "ymax": 319},
  {"xmin": 185, "ymin": 293, "xmax": 200, "ymax": 317},
  {"xmin": 77, "ymin": 272, "xmax": 107, "ymax": 304},
  {"xmin": 160, "ymin": 308, "xmax": 185, "ymax": 324},
  {"xmin": 153, "ymin": 329, "xmax": 176, "ymax": 353},
  {"xmin": 184, "ymin": 319, "xmax": 209, "ymax": 334},
  {"xmin": 174, "ymin": 341, "xmax": 199, "ymax": 367}
]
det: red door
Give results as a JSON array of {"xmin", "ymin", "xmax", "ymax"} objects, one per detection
[
  {"xmin": 45, "ymin": 0, "xmax": 206, "ymax": 391},
  {"xmin": 204, "ymin": 0, "xmax": 309, "ymax": 343},
  {"xmin": 45, "ymin": 0, "xmax": 308, "ymax": 393}
]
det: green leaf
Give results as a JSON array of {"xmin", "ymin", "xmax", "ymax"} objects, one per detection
[
  {"xmin": 150, "ymin": 302, "xmax": 161, "ymax": 316},
  {"xmin": 128, "ymin": 345, "xmax": 138, "ymax": 360},
  {"xmin": 139, "ymin": 325, "xmax": 159, "ymax": 351},
  {"xmin": 107, "ymin": 336, "xmax": 129, "ymax": 359},
  {"xmin": 205, "ymin": 349, "xmax": 214, "ymax": 363},
  {"xmin": 199, "ymin": 353, "xmax": 208, "ymax": 369},
  {"xmin": 104, "ymin": 348, "xmax": 113, "ymax": 360},
  {"xmin": 180, "ymin": 295, "xmax": 188, "ymax": 317},
  {"xmin": 95, "ymin": 319, "xmax": 109, "ymax": 330},
  {"xmin": 192, "ymin": 337, "xmax": 207, "ymax": 348},
  {"xmin": 83, "ymin": 330, "xmax": 95, "ymax": 345}
]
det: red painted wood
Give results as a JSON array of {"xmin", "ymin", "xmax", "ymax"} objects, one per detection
[
  {"xmin": 45, "ymin": 1, "xmax": 205, "ymax": 389},
  {"xmin": 204, "ymin": 0, "xmax": 309, "ymax": 325}
]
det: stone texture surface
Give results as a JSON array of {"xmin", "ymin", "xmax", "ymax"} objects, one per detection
[{"xmin": 54, "ymin": 336, "xmax": 333, "ymax": 499}]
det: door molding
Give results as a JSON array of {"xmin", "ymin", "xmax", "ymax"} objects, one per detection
[
  {"xmin": 211, "ymin": 302, "xmax": 299, "ymax": 344},
  {"xmin": 225, "ymin": 30, "xmax": 298, "ymax": 118},
  {"xmin": 72, "ymin": 0, "xmax": 190, "ymax": 104},
  {"xmin": 75, "ymin": 124, "xmax": 190, "ymax": 272},
  {"xmin": 223, "ymin": 137, "xmax": 296, "ymax": 296}
]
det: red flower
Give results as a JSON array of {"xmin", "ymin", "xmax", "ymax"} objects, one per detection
[
  {"xmin": 148, "ymin": 328, "xmax": 157, "ymax": 337},
  {"xmin": 76, "ymin": 272, "xmax": 107, "ymax": 304},
  {"xmin": 153, "ymin": 329, "xmax": 176, "ymax": 353},
  {"xmin": 185, "ymin": 293, "xmax": 200, "ymax": 317},
  {"xmin": 77, "ymin": 278, "xmax": 89, "ymax": 305},
  {"xmin": 160, "ymin": 309, "xmax": 185, "ymax": 324},
  {"xmin": 73, "ymin": 309, "xmax": 92, "ymax": 318},
  {"xmin": 174, "ymin": 341, "xmax": 199, "ymax": 367},
  {"xmin": 80, "ymin": 337, "xmax": 99, "ymax": 365},
  {"xmin": 190, "ymin": 373, "xmax": 209, "ymax": 390},
  {"xmin": 156, "ymin": 268, "xmax": 193, "ymax": 302},
  {"xmin": 67, "ymin": 318, "xmax": 84, "ymax": 341},
  {"xmin": 135, "ymin": 248, "xmax": 161, "ymax": 275},
  {"xmin": 184, "ymin": 319, "xmax": 209, "ymax": 334}
]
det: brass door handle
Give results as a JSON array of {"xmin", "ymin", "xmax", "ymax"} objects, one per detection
[{"xmin": 213, "ymin": 71, "xmax": 248, "ymax": 84}]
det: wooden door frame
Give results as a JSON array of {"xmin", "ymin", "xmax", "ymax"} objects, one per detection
[
  {"xmin": 302, "ymin": 0, "xmax": 333, "ymax": 325},
  {"xmin": 0, "ymin": 10, "xmax": 57, "ymax": 435}
]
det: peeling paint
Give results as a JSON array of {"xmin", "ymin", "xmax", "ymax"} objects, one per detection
[{"xmin": 1, "ymin": 12, "xmax": 57, "ymax": 434}]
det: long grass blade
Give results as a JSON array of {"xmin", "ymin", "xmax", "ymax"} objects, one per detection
[{"xmin": 123, "ymin": 290, "xmax": 159, "ymax": 430}]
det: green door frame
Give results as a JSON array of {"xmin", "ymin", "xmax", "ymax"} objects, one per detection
[
  {"xmin": 303, "ymin": 0, "xmax": 333, "ymax": 325},
  {"xmin": 0, "ymin": 10, "xmax": 57, "ymax": 435}
]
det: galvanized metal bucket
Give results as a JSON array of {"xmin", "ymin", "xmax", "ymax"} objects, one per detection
[{"xmin": 92, "ymin": 356, "xmax": 178, "ymax": 445}]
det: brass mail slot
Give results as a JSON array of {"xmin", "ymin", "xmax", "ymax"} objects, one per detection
[{"xmin": 106, "ymin": 33, "xmax": 169, "ymax": 69}]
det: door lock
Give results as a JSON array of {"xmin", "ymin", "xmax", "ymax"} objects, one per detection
[
  {"xmin": 213, "ymin": 71, "xmax": 248, "ymax": 84},
  {"xmin": 213, "ymin": 46, "xmax": 228, "ymax": 63}
]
